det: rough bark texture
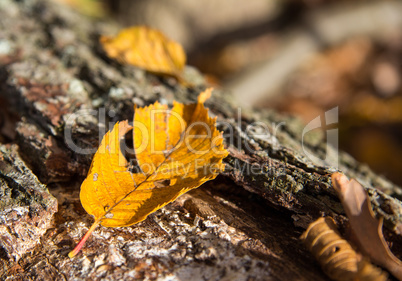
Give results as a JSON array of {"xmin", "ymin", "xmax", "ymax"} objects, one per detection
[
  {"xmin": 0, "ymin": 0, "xmax": 401, "ymax": 280},
  {"xmin": 0, "ymin": 144, "xmax": 58, "ymax": 261}
]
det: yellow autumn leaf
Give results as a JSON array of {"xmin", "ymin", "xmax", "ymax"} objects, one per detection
[
  {"xmin": 100, "ymin": 26, "xmax": 186, "ymax": 81},
  {"xmin": 69, "ymin": 89, "xmax": 228, "ymax": 257}
]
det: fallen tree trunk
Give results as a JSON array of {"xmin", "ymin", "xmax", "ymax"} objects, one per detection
[{"xmin": 0, "ymin": 0, "xmax": 401, "ymax": 280}]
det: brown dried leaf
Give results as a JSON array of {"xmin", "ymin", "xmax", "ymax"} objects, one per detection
[
  {"xmin": 332, "ymin": 172, "xmax": 402, "ymax": 280},
  {"xmin": 301, "ymin": 217, "xmax": 387, "ymax": 281}
]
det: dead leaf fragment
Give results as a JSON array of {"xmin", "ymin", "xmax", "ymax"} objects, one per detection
[
  {"xmin": 100, "ymin": 26, "xmax": 186, "ymax": 81},
  {"xmin": 301, "ymin": 217, "xmax": 387, "ymax": 281},
  {"xmin": 69, "ymin": 89, "xmax": 228, "ymax": 257},
  {"xmin": 332, "ymin": 172, "xmax": 402, "ymax": 280}
]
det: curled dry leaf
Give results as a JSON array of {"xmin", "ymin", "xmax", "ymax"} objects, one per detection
[
  {"xmin": 100, "ymin": 26, "xmax": 186, "ymax": 82},
  {"xmin": 301, "ymin": 217, "xmax": 387, "ymax": 281},
  {"xmin": 332, "ymin": 172, "xmax": 402, "ymax": 281},
  {"xmin": 68, "ymin": 89, "xmax": 228, "ymax": 257}
]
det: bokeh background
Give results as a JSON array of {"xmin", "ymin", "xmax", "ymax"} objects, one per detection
[{"xmin": 58, "ymin": 0, "xmax": 402, "ymax": 185}]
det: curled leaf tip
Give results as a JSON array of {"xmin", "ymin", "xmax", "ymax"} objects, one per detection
[
  {"xmin": 331, "ymin": 172, "xmax": 349, "ymax": 192},
  {"xmin": 198, "ymin": 88, "xmax": 213, "ymax": 104}
]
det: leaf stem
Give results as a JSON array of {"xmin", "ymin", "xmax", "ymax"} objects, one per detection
[{"xmin": 68, "ymin": 219, "xmax": 102, "ymax": 258}]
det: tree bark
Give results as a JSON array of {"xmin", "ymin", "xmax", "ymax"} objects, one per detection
[{"xmin": 0, "ymin": 0, "xmax": 401, "ymax": 280}]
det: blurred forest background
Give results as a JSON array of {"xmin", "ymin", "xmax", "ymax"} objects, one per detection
[{"xmin": 56, "ymin": 0, "xmax": 402, "ymax": 186}]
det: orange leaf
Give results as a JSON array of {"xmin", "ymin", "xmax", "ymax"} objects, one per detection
[
  {"xmin": 100, "ymin": 26, "xmax": 186, "ymax": 81},
  {"xmin": 69, "ymin": 89, "xmax": 228, "ymax": 257},
  {"xmin": 332, "ymin": 173, "xmax": 402, "ymax": 280}
]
